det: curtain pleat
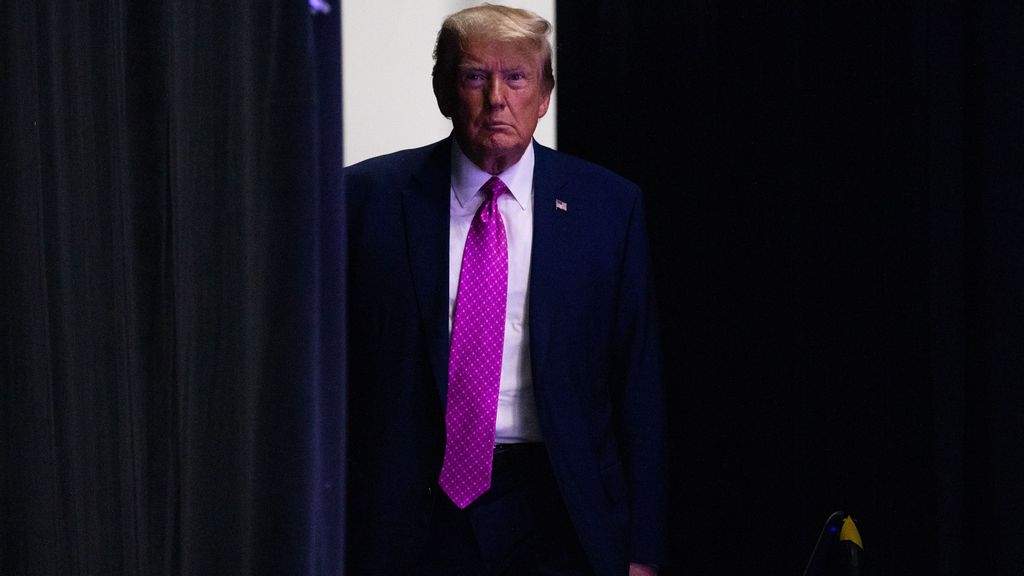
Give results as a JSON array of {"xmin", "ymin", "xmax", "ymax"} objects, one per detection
[{"xmin": 1, "ymin": 1, "xmax": 344, "ymax": 575}]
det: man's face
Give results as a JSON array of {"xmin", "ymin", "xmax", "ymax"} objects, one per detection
[{"xmin": 447, "ymin": 39, "xmax": 551, "ymax": 174}]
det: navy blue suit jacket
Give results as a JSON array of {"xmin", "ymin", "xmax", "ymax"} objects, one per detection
[{"xmin": 345, "ymin": 137, "xmax": 667, "ymax": 576}]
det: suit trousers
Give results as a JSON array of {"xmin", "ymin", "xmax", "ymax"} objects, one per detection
[{"xmin": 417, "ymin": 442, "xmax": 593, "ymax": 576}]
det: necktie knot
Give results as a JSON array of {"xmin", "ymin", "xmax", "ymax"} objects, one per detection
[
  {"xmin": 482, "ymin": 175, "xmax": 508, "ymax": 201},
  {"xmin": 478, "ymin": 176, "xmax": 508, "ymax": 223}
]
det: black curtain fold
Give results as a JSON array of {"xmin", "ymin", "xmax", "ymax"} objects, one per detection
[{"xmin": 1, "ymin": 1, "xmax": 344, "ymax": 575}]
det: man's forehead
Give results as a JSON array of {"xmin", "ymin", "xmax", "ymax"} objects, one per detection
[{"xmin": 459, "ymin": 39, "xmax": 542, "ymax": 67}]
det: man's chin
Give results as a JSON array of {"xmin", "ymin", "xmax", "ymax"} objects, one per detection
[{"xmin": 479, "ymin": 136, "xmax": 526, "ymax": 157}]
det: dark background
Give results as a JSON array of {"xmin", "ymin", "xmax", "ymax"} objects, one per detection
[
  {"xmin": 556, "ymin": 2, "xmax": 1023, "ymax": 575},
  {"xmin": 3, "ymin": 1, "xmax": 1022, "ymax": 575}
]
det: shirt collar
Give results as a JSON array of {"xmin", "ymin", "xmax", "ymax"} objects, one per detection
[{"xmin": 451, "ymin": 138, "xmax": 534, "ymax": 212}]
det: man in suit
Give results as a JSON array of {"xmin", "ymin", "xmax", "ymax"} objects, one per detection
[{"xmin": 345, "ymin": 4, "xmax": 667, "ymax": 575}]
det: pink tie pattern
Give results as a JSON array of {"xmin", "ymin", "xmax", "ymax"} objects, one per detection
[{"xmin": 438, "ymin": 176, "xmax": 510, "ymax": 509}]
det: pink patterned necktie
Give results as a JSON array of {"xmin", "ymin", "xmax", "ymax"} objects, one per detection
[{"xmin": 439, "ymin": 176, "xmax": 510, "ymax": 509}]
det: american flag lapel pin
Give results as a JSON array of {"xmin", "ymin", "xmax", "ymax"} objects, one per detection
[{"xmin": 555, "ymin": 198, "xmax": 567, "ymax": 211}]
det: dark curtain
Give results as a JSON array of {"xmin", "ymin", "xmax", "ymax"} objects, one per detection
[
  {"xmin": 557, "ymin": 1, "xmax": 1022, "ymax": 575},
  {"xmin": 1, "ymin": 1, "xmax": 344, "ymax": 575}
]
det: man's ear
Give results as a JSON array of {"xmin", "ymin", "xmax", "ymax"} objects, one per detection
[
  {"xmin": 538, "ymin": 88, "xmax": 552, "ymax": 119},
  {"xmin": 433, "ymin": 76, "xmax": 453, "ymax": 118}
]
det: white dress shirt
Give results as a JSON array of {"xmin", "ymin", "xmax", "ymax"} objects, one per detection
[{"xmin": 449, "ymin": 140, "xmax": 542, "ymax": 443}]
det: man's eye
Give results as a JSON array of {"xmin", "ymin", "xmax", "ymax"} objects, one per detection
[
  {"xmin": 465, "ymin": 72, "xmax": 485, "ymax": 82},
  {"xmin": 508, "ymin": 72, "xmax": 526, "ymax": 81}
]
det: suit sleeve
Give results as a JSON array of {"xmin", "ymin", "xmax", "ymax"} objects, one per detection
[{"xmin": 613, "ymin": 187, "xmax": 669, "ymax": 566}]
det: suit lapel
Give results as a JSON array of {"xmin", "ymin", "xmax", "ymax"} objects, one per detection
[
  {"xmin": 529, "ymin": 142, "xmax": 573, "ymax": 387},
  {"xmin": 402, "ymin": 139, "xmax": 453, "ymax": 405}
]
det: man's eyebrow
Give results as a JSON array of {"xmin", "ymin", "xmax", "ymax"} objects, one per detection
[{"xmin": 455, "ymin": 63, "xmax": 531, "ymax": 78}]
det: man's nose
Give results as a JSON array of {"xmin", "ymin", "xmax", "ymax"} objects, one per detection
[{"xmin": 485, "ymin": 77, "xmax": 506, "ymax": 109}]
